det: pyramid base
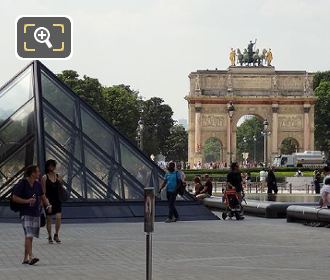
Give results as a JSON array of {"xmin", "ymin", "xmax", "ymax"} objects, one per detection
[{"xmin": 0, "ymin": 200, "xmax": 219, "ymax": 223}]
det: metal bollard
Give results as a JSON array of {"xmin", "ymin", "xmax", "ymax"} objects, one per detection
[{"xmin": 289, "ymin": 184, "xmax": 292, "ymax": 194}]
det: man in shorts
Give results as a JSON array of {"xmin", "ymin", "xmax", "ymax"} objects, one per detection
[{"xmin": 12, "ymin": 165, "xmax": 52, "ymax": 265}]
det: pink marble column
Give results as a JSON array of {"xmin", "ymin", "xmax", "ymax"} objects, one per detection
[
  {"xmin": 272, "ymin": 104, "xmax": 279, "ymax": 154},
  {"xmin": 227, "ymin": 115, "xmax": 232, "ymax": 164},
  {"xmin": 303, "ymin": 104, "xmax": 311, "ymax": 151},
  {"xmin": 195, "ymin": 106, "xmax": 202, "ymax": 154}
]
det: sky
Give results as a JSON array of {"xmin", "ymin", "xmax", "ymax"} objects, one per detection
[{"xmin": 1, "ymin": 0, "xmax": 330, "ymax": 121}]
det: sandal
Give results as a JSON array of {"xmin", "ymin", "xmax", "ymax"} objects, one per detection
[
  {"xmin": 29, "ymin": 258, "xmax": 39, "ymax": 265},
  {"xmin": 54, "ymin": 234, "xmax": 61, "ymax": 244},
  {"xmin": 48, "ymin": 236, "xmax": 54, "ymax": 244}
]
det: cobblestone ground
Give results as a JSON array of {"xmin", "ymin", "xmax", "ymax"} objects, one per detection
[{"xmin": 0, "ymin": 215, "xmax": 329, "ymax": 280}]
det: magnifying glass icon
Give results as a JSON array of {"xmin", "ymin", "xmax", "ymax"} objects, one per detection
[{"xmin": 34, "ymin": 27, "xmax": 53, "ymax": 49}]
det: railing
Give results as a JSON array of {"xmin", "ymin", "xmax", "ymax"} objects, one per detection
[{"xmin": 186, "ymin": 181, "xmax": 318, "ymax": 195}]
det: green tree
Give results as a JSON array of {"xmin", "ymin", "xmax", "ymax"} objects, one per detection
[
  {"xmin": 142, "ymin": 97, "xmax": 174, "ymax": 156},
  {"xmin": 203, "ymin": 137, "xmax": 222, "ymax": 162},
  {"xmin": 314, "ymin": 80, "xmax": 330, "ymax": 156},
  {"xmin": 57, "ymin": 70, "xmax": 104, "ymax": 112},
  {"xmin": 163, "ymin": 125, "xmax": 188, "ymax": 161},
  {"xmin": 236, "ymin": 116, "xmax": 264, "ymax": 162},
  {"xmin": 280, "ymin": 138, "xmax": 299, "ymax": 154},
  {"xmin": 313, "ymin": 71, "xmax": 330, "ymax": 90},
  {"xmin": 102, "ymin": 85, "xmax": 143, "ymax": 140}
]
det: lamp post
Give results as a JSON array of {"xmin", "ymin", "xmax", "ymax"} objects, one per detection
[
  {"xmin": 253, "ymin": 135, "xmax": 257, "ymax": 163},
  {"xmin": 227, "ymin": 101, "xmax": 235, "ymax": 164},
  {"xmin": 263, "ymin": 119, "xmax": 269, "ymax": 167},
  {"xmin": 136, "ymin": 117, "xmax": 144, "ymax": 150}
]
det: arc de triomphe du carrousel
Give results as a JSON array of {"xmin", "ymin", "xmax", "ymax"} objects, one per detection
[{"xmin": 186, "ymin": 41, "xmax": 316, "ymax": 166}]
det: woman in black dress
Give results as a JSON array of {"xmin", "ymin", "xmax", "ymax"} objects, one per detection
[{"xmin": 41, "ymin": 160, "xmax": 63, "ymax": 244}]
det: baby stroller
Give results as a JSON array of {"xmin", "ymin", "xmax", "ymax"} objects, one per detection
[{"xmin": 222, "ymin": 187, "xmax": 245, "ymax": 220}]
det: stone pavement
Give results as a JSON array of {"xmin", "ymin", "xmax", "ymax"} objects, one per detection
[{"xmin": 0, "ymin": 215, "xmax": 329, "ymax": 280}]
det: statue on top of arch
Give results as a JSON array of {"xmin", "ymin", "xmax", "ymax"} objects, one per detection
[{"xmin": 229, "ymin": 39, "xmax": 273, "ymax": 67}]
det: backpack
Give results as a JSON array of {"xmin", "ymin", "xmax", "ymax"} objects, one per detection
[
  {"xmin": 9, "ymin": 180, "xmax": 25, "ymax": 212},
  {"xmin": 175, "ymin": 171, "xmax": 186, "ymax": 196}
]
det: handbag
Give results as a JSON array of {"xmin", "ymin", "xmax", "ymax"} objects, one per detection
[
  {"xmin": 58, "ymin": 185, "xmax": 69, "ymax": 202},
  {"xmin": 175, "ymin": 171, "xmax": 186, "ymax": 196},
  {"xmin": 40, "ymin": 211, "xmax": 46, "ymax": 228},
  {"xmin": 56, "ymin": 174, "xmax": 69, "ymax": 202}
]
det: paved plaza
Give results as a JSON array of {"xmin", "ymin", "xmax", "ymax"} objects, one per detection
[{"xmin": 0, "ymin": 214, "xmax": 329, "ymax": 280}]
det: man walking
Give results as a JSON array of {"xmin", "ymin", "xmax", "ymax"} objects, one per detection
[{"xmin": 12, "ymin": 165, "xmax": 52, "ymax": 265}]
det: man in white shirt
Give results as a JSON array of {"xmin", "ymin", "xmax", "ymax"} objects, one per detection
[{"xmin": 259, "ymin": 168, "xmax": 268, "ymax": 193}]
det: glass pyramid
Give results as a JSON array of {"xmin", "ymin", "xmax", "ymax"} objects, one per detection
[{"xmin": 0, "ymin": 61, "xmax": 169, "ymax": 201}]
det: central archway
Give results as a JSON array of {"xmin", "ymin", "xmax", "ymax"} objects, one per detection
[
  {"xmin": 203, "ymin": 137, "xmax": 223, "ymax": 164},
  {"xmin": 280, "ymin": 137, "xmax": 299, "ymax": 154},
  {"xmin": 235, "ymin": 115, "xmax": 264, "ymax": 167}
]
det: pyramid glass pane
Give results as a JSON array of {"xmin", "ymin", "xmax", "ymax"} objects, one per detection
[
  {"xmin": 0, "ymin": 66, "xmax": 37, "ymax": 199},
  {"xmin": 41, "ymin": 70, "xmax": 78, "ymax": 125},
  {"xmin": 0, "ymin": 67, "xmax": 33, "ymax": 125},
  {"xmin": 80, "ymin": 105, "xmax": 116, "ymax": 159}
]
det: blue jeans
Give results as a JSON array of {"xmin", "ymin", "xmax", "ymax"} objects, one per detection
[{"xmin": 167, "ymin": 191, "xmax": 178, "ymax": 219}]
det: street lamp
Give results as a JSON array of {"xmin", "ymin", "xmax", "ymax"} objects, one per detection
[
  {"xmin": 253, "ymin": 135, "xmax": 257, "ymax": 163},
  {"xmin": 227, "ymin": 101, "xmax": 235, "ymax": 164},
  {"xmin": 136, "ymin": 117, "xmax": 144, "ymax": 150},
  {"xmin": 263, "ymin": 119, "xmax": 269, "ymax": 167}
]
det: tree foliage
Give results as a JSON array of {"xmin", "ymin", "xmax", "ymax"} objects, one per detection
[
  {"xmin": 163, "ymin": 125, "xmax": 188, "ymax": 161},
  {"xmin": 102, "ymin": 85, "xmax": 142, "ymax": 140},
  {"xmin": 236, "ymin": 116, "xmax": 264, "ymax": 162},
  {"xmin": 57, "ymin": 71, "xmax": 179, "ymax": 157},
  {"xmin": 142, "ymin": 97, "xmax": 174, "ymax": 156},
  {"xmin": 280, "ymin": 137, "xmax": 299, "ymax": 154},
  {"xmin": 203, "ymin": 137, "xmax": 222, "ymax": 162},
  {"xmin": 313, "ymin": 71, "xmax": 330, "ymax": 90},
  {"xmin": 314, "ymin": 80, "xmax": 330, "ymax": 156}
]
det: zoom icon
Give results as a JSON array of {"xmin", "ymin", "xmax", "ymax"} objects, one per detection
[{"xmin": 16, "ymin": 16, "xmax": 72, "ymax": 59}]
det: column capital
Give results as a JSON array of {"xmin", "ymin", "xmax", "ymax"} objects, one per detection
[
  {"xmin": 272, "ymin": 103, "xmax": 279, "ymax": 113},
  {"xmin": 303, "ymin": 103, "xmax": 311, "ymax": 113},
  {"xmin": 195, "ymin": 104, "xmax": 202, "ymax": 112}
]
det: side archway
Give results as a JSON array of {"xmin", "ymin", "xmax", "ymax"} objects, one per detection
[
  {"xmin": 280, "ymin": 137, "xmax": 299, "ymax": 154},
  {"xmin": 203, "ymin": 137, "xmax": 223, "ymax": 163}
]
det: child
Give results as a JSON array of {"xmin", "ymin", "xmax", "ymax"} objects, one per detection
[{"xmin": 320, "ymin": 177, "xmax": 330, "ymax": 208}]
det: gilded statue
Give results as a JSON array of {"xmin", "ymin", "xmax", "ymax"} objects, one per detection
[
  {"xmin": 229, "ymin": 48, "xmax": 236, "ymax": 66},
  {"xmin": 265, "ymin": 48, "xmax": 273, "ymax": 66}
]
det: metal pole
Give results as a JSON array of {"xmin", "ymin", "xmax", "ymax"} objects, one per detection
[
  {"xmin": 263, "ymin": 133, "xmax": 267, "ymax": 167},
  {"xmin": 229, "ymin": 117, "xmax": 232, "ymax": 164},
  {"xmin": 254, "ymin": 140, "xmax": 256, "ymax": 163},
  {"xmin": 265, "ymin": 133, "xmax": 268, "ymax": 167},
  {"xmin": 146, "ymin": 233, "xmax": 152, "ymax": 280}
]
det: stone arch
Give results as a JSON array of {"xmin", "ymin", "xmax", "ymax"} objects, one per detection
[
  {"xmin": 203, "ymin": 137, "xmax": 223, "ymax": 163},
  {"xmin": 280, "ymin": 137, "xmax": 300, "ymax": 154}
]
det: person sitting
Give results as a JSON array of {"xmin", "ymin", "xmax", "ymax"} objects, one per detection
[
  {"xmin": 196, "ymin": 174, "xmax": 213, "ymax": 200},
  {"xmin": 193, "ymin": 176, "xmax": 203, "ymax": 196},
  {"xmin": 320, "ymin": 177, "xmax": 330, "ymax": 208}
]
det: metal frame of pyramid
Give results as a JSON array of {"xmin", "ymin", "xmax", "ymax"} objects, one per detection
[
  {"xmin": 0, "ymin": 61, "xmax": 221, "ymax": 223},
  {"xmin": 0, "ymin": 60, "xmax": 173, "ymax": 201}
]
